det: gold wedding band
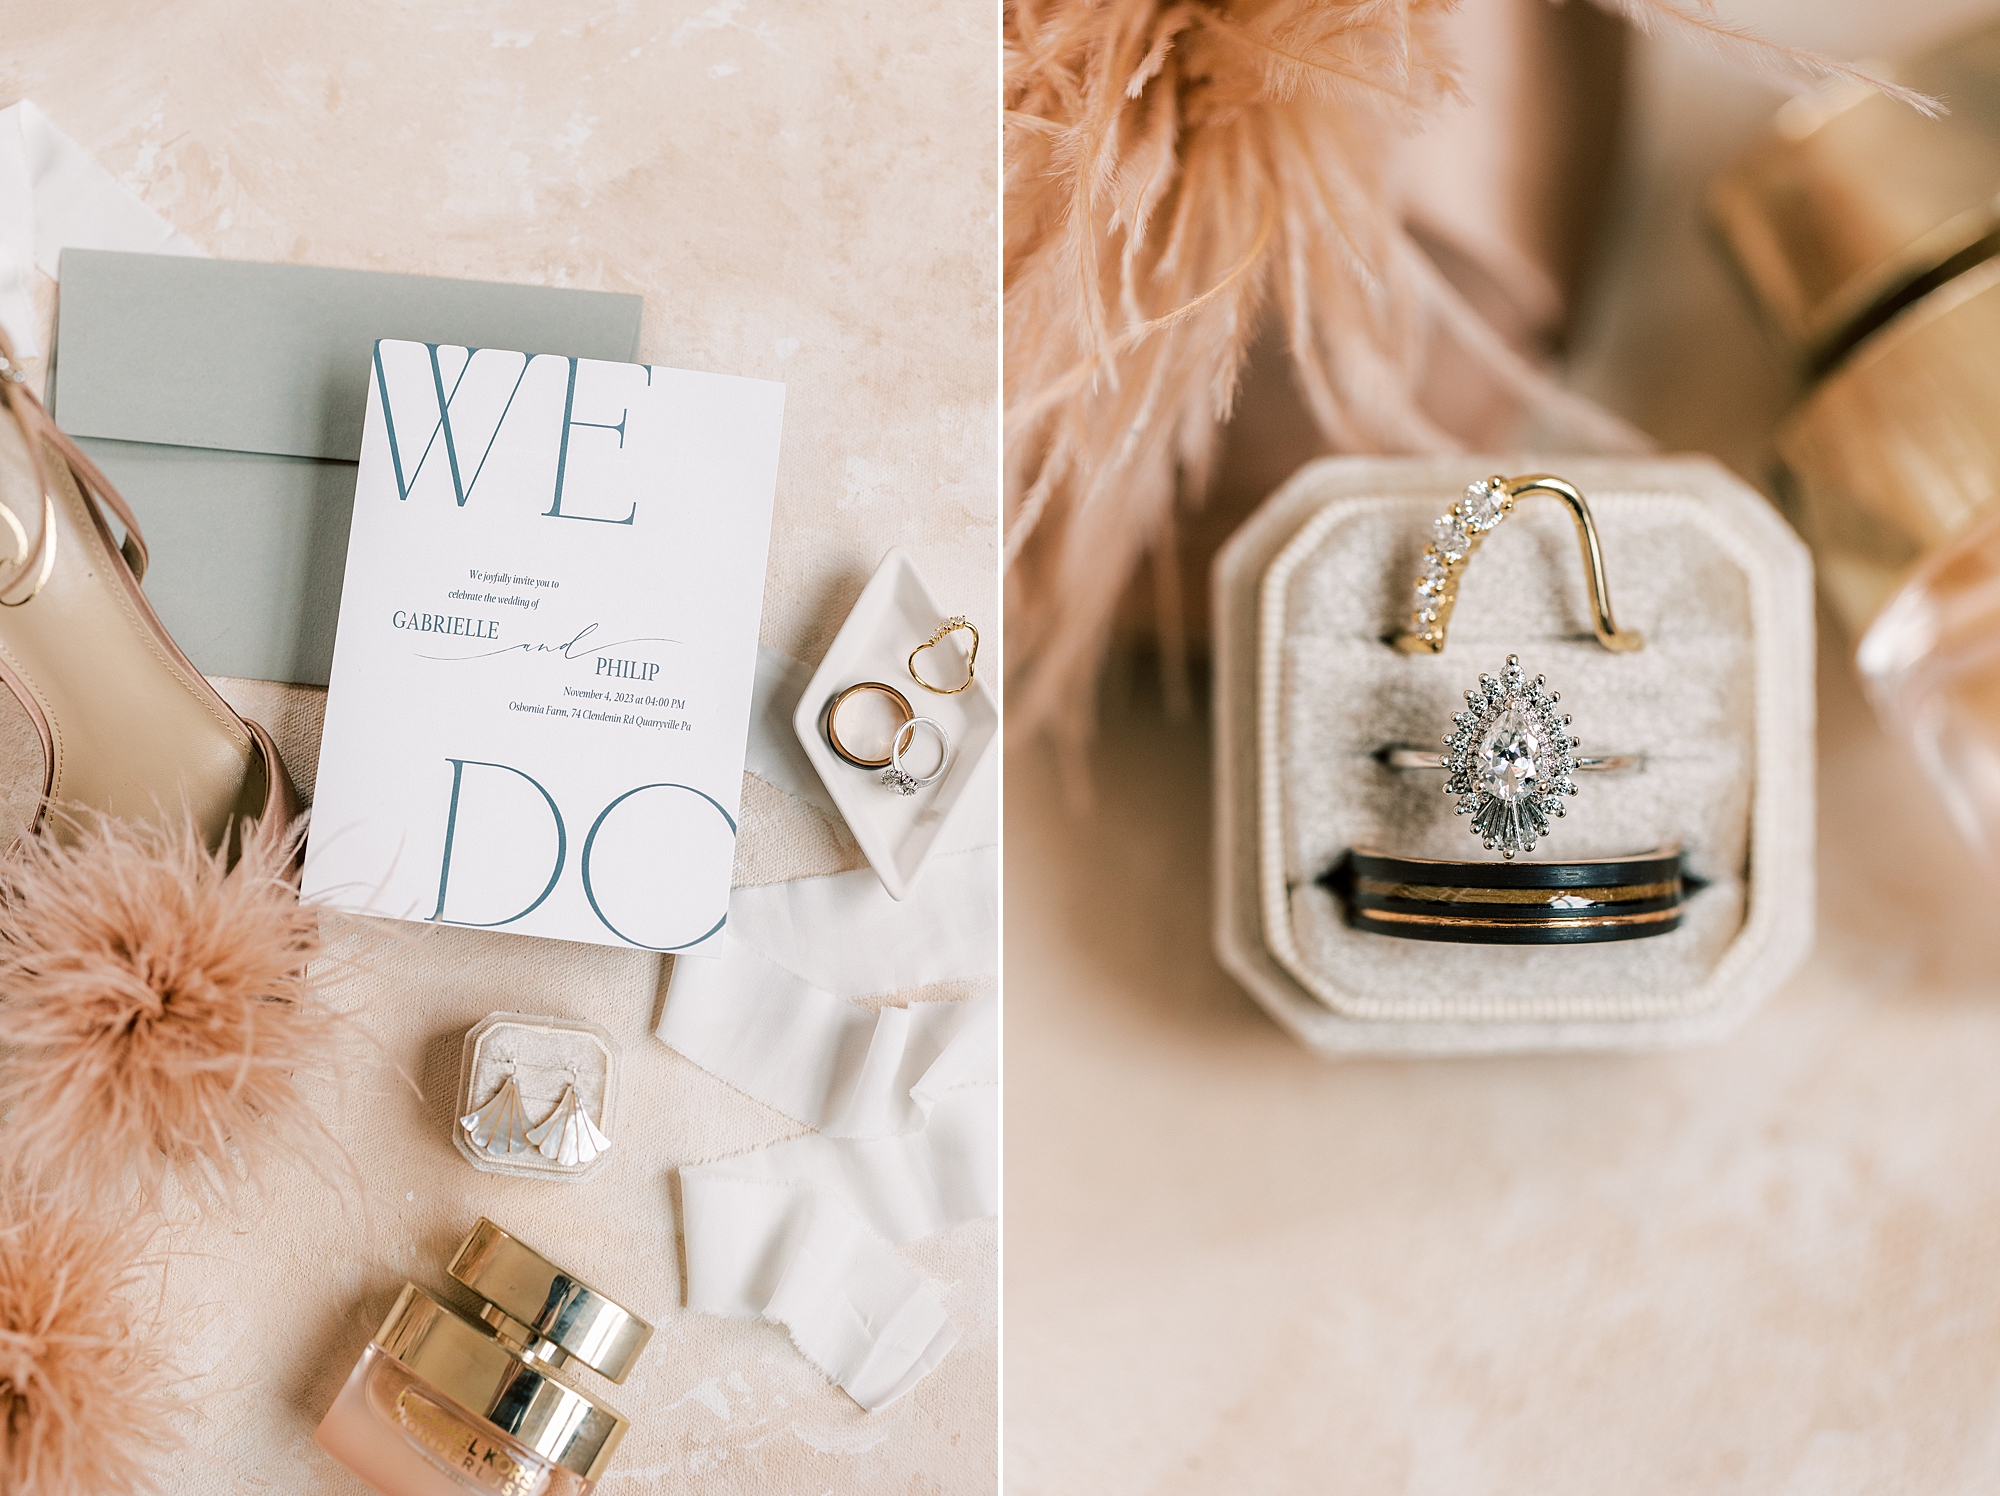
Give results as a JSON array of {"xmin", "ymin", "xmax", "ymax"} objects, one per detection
[
  {"xmin": 1397, "ymin": 473, "xmax": 1643, "ymax": 655},
  {"xmin": 826, "ymin": 680, "xmax": 915, "ymax": 769},
  {"xmin": 909, "ymin": 615, "xmax": 978, "ymax": 695}
]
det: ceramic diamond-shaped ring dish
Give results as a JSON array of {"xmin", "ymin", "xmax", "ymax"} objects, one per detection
[{"xmin": 792, "ymin": 549, "xmax": 998, "ymax": 899}]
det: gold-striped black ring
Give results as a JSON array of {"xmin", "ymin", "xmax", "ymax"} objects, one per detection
[{"xmin": 1326, "ymin": 847, "xmax": 1691, "ymax": 945}]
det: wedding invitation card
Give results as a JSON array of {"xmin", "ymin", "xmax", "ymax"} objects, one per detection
[{"xmin": 302, "ymin": 340, "xmax": 785, "ymax": 952}]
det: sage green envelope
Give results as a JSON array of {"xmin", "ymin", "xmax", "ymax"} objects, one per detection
[{"xmin": 48, "ymin": 249, "xmax": 644, "ymax": 686}]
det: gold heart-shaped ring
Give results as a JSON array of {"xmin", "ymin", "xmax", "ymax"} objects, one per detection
[{"xmin": 909, "ymin": 615, "xmax": 978, "ymax": 695}]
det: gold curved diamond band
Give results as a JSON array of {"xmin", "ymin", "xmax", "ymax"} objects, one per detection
[{"xmin": 1397, "ymin": 473, "xmax": 1643, "ymax": 655}]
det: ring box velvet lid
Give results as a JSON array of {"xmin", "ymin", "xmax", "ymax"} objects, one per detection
[{"xmin": 1212, "ymin": 456, "xmax": 1815, "ymax": 1055}]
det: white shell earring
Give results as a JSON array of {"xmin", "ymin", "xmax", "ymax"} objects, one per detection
[
  {"xmin": 460, "ymin": 1062, "xmax": 532, "ymax": 1157},
  {"xmin": 526, "ymin": 1071, "xmax": 612, "ymax": 1168}
]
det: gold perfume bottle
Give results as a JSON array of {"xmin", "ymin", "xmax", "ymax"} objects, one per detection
[
  {"xmin": 1711, "ymin": 18, "xmax": 2000, "ymax": 860},
  {"xmin": 317, "ymin": 1218, "xmax": 651, "ymax": 1496}
]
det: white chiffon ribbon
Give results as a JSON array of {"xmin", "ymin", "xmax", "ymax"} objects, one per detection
[
  {"xmin": 0, "ymin": 99, "xmax": 204, "ymax": 358},
  {"xmin": 659, "ymin": 847, "xmax": 998, "ymax": 1410}
]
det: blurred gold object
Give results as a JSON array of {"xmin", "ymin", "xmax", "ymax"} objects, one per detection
[
  {"xmin": 1776, "ymin": 257, "xmax": 2000, "ymax": 632},
  {"xmin": 1711, "ymin": 32, "xmax": 2000, "ymax": 372},
  {"xmin": 1712, "ymin": 18, "xmax": 2000, "ymax": 636},
  {"xmin": 1713, "ymin": 17, "xmax": 2000, "ymax": 864}
]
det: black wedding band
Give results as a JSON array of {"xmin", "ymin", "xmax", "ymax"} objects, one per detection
[{"xmin": 1325, "ymin": 847, "xmax": 1689, "ymax": 945}]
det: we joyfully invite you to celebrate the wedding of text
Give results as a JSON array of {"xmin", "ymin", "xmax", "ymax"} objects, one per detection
[
  {"xmin": 392, "ymin": 567, "xmax": 567, "ymax": 640},
  {"xmin": 456, "ymin": 566, "xmax": 560, "ymax": 610},
  {"xmin": 389, "ymin": 563, "xmax": 694, "ymax": 734}
]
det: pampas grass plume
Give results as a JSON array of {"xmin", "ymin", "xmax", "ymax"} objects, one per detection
[
  {"xmin": 0, "ymin": 1179, "xmax": 184, "ymax": 1495},
  {"xmin": 0, "ymin": 813, "xmax": 350, "ymax": 1206}
]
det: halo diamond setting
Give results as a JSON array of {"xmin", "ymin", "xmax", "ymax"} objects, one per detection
[{"xmin": 1442, "ymin": 654, "xmax": 1580, "ymax": 859}]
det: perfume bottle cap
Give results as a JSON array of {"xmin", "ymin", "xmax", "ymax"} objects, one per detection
[
  {"xmin": 447, "ymin": 1217, "xmax": 653, "ymax": 1384},
  {"xmin": 374, "ymin": 1284, "xmax": 629, "ymax": 1481}
]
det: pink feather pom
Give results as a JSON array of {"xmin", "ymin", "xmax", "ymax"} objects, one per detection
[
  {"xmin": 0, "ymin": 812, "xmax": 356, "ymax": 1207},
  {"xmin": 0, "ymin": 1179, "xmax": 185, "ymax": 1496}
]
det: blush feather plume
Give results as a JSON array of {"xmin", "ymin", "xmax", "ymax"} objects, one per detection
[
  {"xmin": 1003, "ymin": 0, "xmax": 1934, "ymax": 748},
  {"xmin": 0, "ymin": 1182, "xmax": 184, "ymax": 1496},
  {"xmin": 0, "ymin": 812, "xmax": 361, "ymax": 1209}
]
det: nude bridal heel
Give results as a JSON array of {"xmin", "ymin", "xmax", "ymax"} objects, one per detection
[{"xmin": 0, "ymin": 332, "xmax": 300, "ymax": 855}]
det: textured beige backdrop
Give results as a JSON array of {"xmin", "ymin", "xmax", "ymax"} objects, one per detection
[
  {"xmin": 1005, "ymin": 0, "xmax": 2000, "ymax": 1492},
  {"xmin": 1, "ymin": 2, "xmax": 997, "ymax": 1492}
]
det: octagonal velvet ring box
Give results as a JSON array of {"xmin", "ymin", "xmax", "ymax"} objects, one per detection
[
  {"xmin": 454, "ymin": 1012, "xmax": 620, "ymax": 1182},
  {"xmin": 1212, "ymin": 455, "xmax": 1816, "ymax": 1056}
]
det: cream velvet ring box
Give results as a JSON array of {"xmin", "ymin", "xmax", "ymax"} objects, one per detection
[{"xmin": 1211, "ymin": 456, "xmax": 1816, "ymax": 1055}]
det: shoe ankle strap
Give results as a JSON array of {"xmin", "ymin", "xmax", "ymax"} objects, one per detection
[{"xmin": 0, "ymin": 331, "xmax": 149, "ymax": 588}]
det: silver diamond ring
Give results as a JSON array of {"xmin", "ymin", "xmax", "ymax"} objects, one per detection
[
  {"xmin": 1379, "ymin": 747, "xmax": 1643, "ymax": 772},
  {"xmin": 882, "ymin": 716, "xmax": 951, "ymax": 795},
  {"xmin": 1437, "ymin": 654, "xmax": 1588, "ymax": 859}
]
